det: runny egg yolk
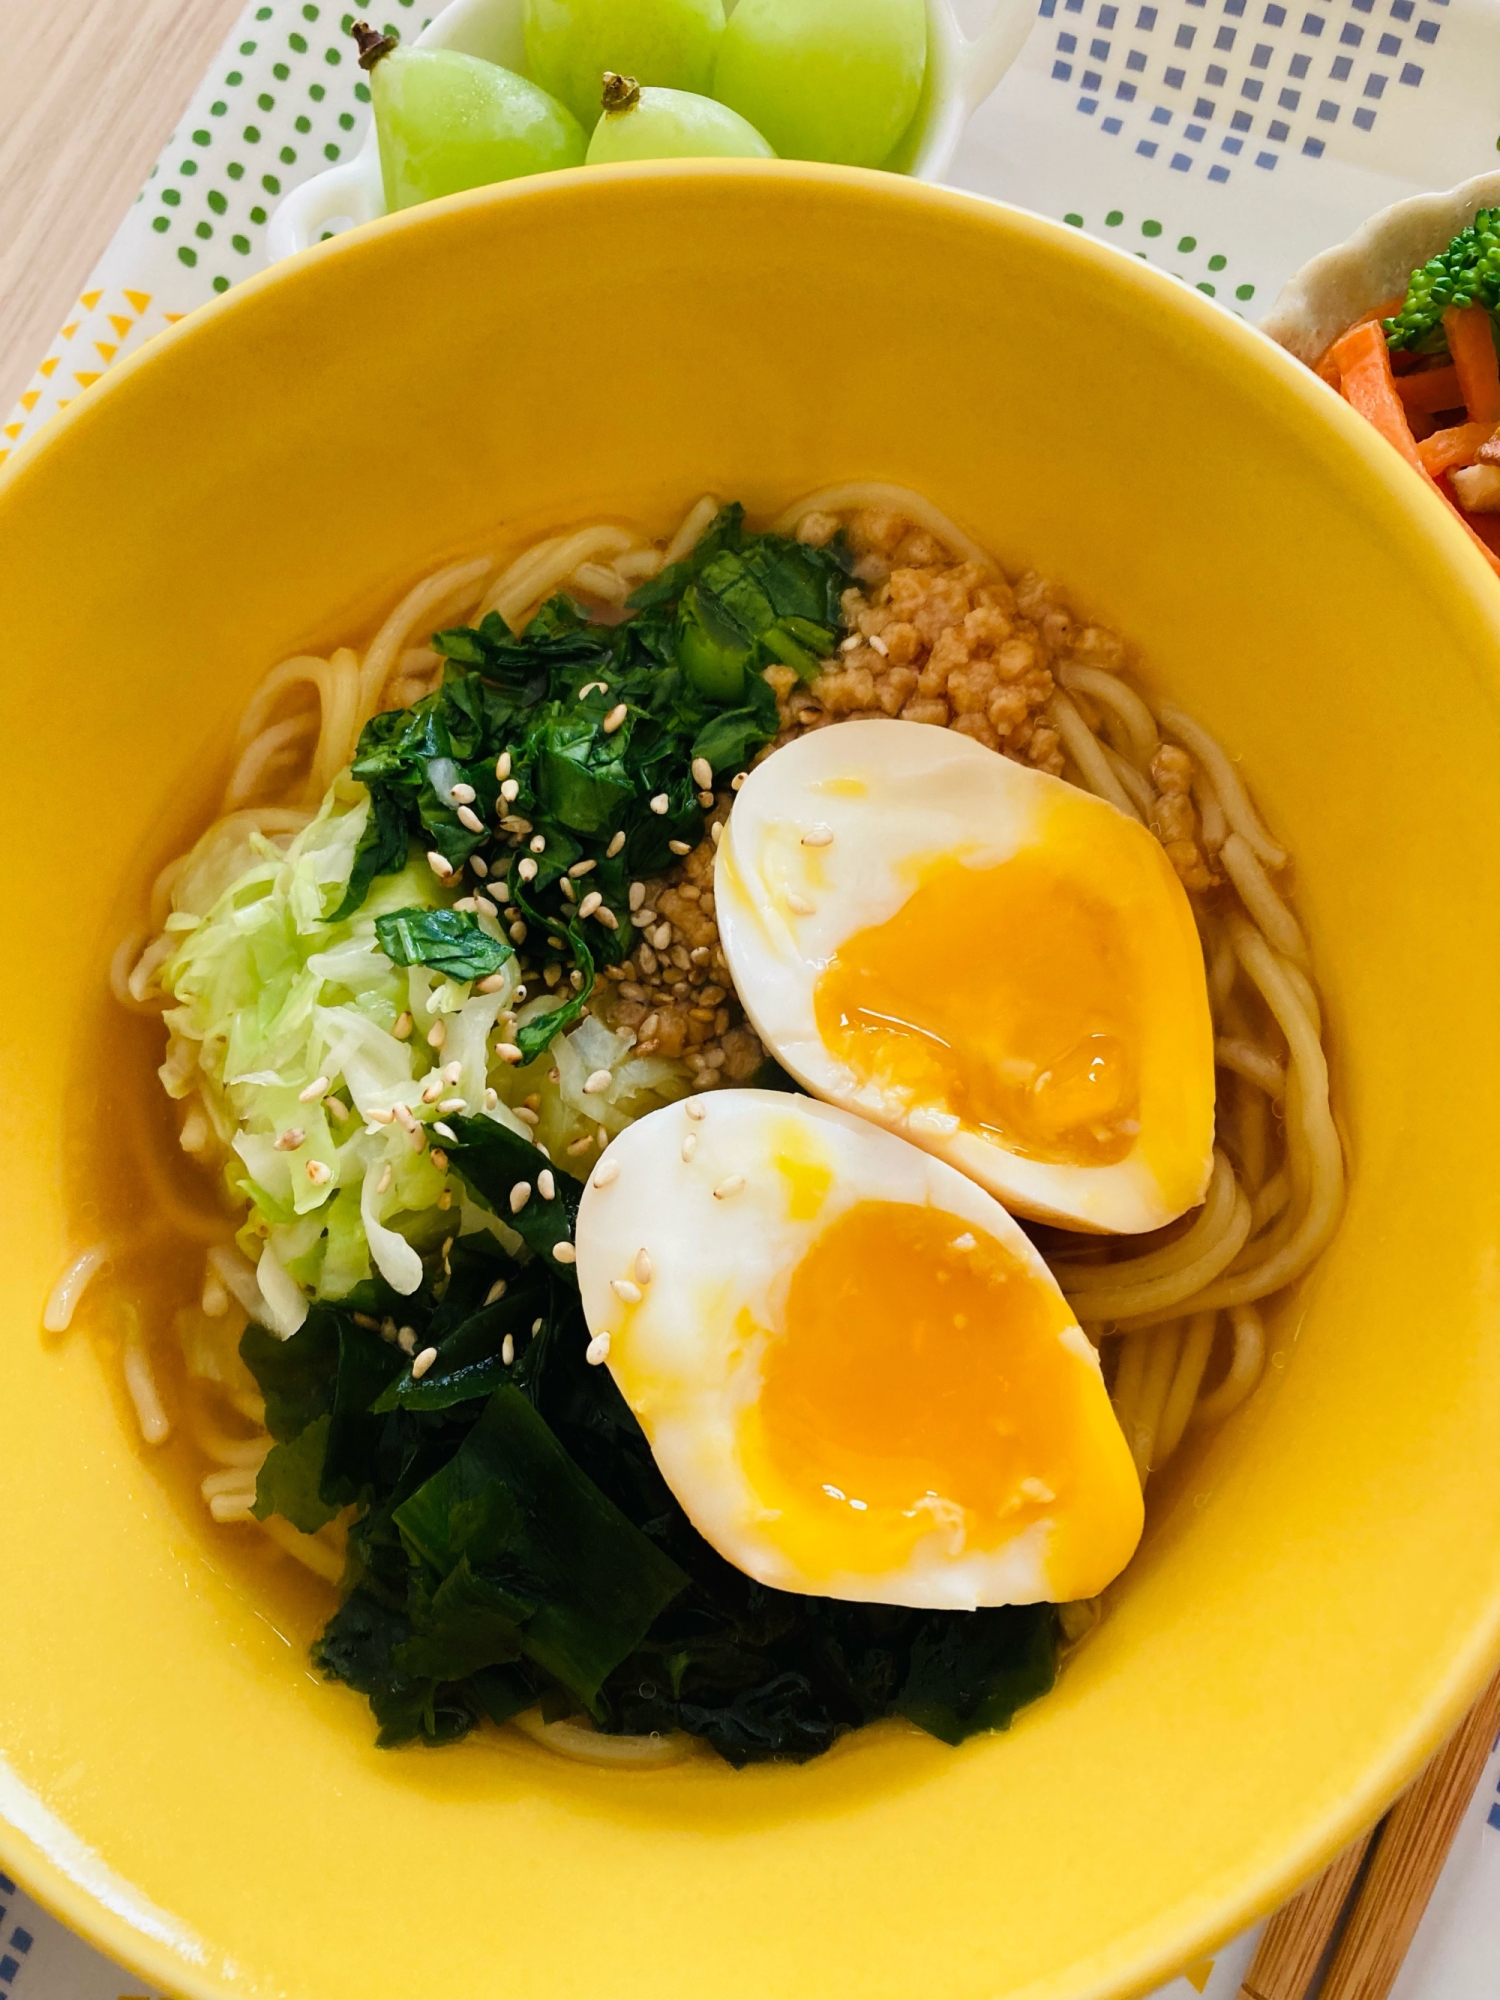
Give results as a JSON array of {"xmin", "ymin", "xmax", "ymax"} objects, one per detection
[
  {"xmin": 739, "ymin": 1200, "xmax": 1141, "ymax": 1600},
  {"xmin": 814, "ymin": 846, "xmax": 1142, "ymax": 1167}
]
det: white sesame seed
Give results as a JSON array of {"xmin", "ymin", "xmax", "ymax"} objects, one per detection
[
  {"xmin": 606, "ymin": 831, "xmax": 626, "ymax": 857},
  {"xmin": 731, "ymin": 773, "xmax": 746, "ymax": 790},
  {"xmin": 691, "ymin": 756, "xmax": 713, "ymax": 790},
  {"xmin": 553, "ymin": 1241, "xmax": 577, "ymax": 1264},
  {"xmin": 529, "ymin": 833, "xmax": 547, "ymax": 853},
  {"xmin": 586, "ymin": 1331, "xmax": 611, "ymax": 1365},
  {"xmin": 456, "ymin": 804, "xmax": 484, "ymax": 833},
  {"xmin": 495, "ymin": 1042, "xmax": 523, "ymax": 1064},
  {"xmin": 697, "ymin": 790, "xmax": 715, "ymax": 809},
  {"xmin": 299, "ymin": 1075, "xmax": 330, "ymax": 1103},
  {"xmin": 450, "ymin": 782, "xmax": 476, "ymax": 804},
  {"xmin": 394, "ymin": 1102, "xmax": 418, "ymax": 1132},
  {"xmin": 441, "ymin": 1060, "xmax": 462, "ymax": 1085},
  {"xmin": 611, "ymin": 1278, "xmax": 643, "ymax": 1304},
  {"xmin": 628, "ymin": 881, "xmax": 646, "ymax": 911},
  {"xmin": 596, "ymin": 907, "xmax": 618, "ymax": 929},
  {"xmin": 273, "ymin": 1127, "xmax": 306, "ymax": 1152},
  {"xmin": 398, "ymin": 1326, "xmax": 417, "ymax": 1355},
  {"xmin": 409, "ymin": 1124, "xmax": 427, "ymax": 1152},
  {"xmin": 381, "ymin": 1317, "xmax": 398, "ymax": 1342},
  {"xmin": 577, "ymin": 890, "xmax": 603, "ymax": 919},
  {"xmin": 786, "ymin": 893, "xmax": 814, "ymax": 916},
  {"xmin": 368, "ymin": 1106, "xmax": 396, "ymax": 1126},
  {"xmin": 451, "ymin": 897, "xmax": 478, "ymax": 915},
  {"xmin": 669, "ymin": 841, "xmax": 691, "ymax": 857},
  {"xmin": 427, "ymin": 850, "xmax": 453, "ymax": 878},
  {"xmin": 500, "ymin": 777, "xmax": 520, "ymax": 803},
  {"xmin": 532, "ymin": 1318, "xmax": 545, "ymax": 1337},
  {"xmin": 635, "ymin": 1249, "xmax": 653, "ymax": 1284},
  {"xmin": 517, "ymin": 857, "xmax": 538, "ymax": 882},
  {"xmin": 483, "ymin": 1088, "xmax": 499, "ymax": 1112},
  {"xmin": 801, "ymin": 825, "xmax": 834, "ymax": 847},
  {"xmin": 840, "ymin": 633, "xmax": 861, "ymax": 652},
  {"xmin": 437, "ymin": 1099, "xmax": 465, "ymax": 1116},
  {"xmin": 681, "ymin": 1132, "xmax": 697, "ymax": 1162},
  {"xmin": 411, "ymin": 1345, "xmax": 438, "ymax": 1380},
  {"xmin": 472, "ymin": 855, "xmax": 489, "ymax": 878},
  {"xmin": 325, "ymin": 1096, "xmax": 350, "ymax": 1122},
  {"xmin": 603, "ymin": 703, "xmax": 628, "ymax": 734},
  {"xmin": 501, "ymin": 815, "xmax": 532, "ymax": 834},
  {"xmin": 376, "ymin": 1163, "xmax": 393, "ymax": 1195},
  {"xmin": 305, "ymin": 1159, "xmax": 332, "ymax": 1185},
  {"xmin": 474, "ymin": 896, "xmax": 498, "ymax": 922},
  {"xmin": 496, "ymin": 751, "xmax": 512, "ymax": 781},
  {"xmin": 502, "ymin": 1334, "xmax": 515, "ymax": 1364},
  {"xmin": 421, "ymin": 1079, "xmax": 443, "ymax": 1104},
  {"xmin": 510, "ymin": 1182, "xmax": 532, "ymax": 1213},
  {"xmin": 651, "ymin": 922, "xmax": 673, "ymax": 948},
  {"xmin": 482, "ymin": 1279, "xmax": 508, "ymax": 1308},
  {"xmin": 477, "ymin": 972, "xmax": 506, "ymax": 994},
  {"xmin": 568, "ymin": 859, "xmax": 596, "ymax": 878},
  {"xmin": 513, "ymin": 1105, "xmax": 539, "ymax": 1126},
  {"xmin": 578, "ymin": 680, "xmax": 608, "ymax": 699},
  {"xmin": 567, "ymin": 1135, "xmax": 593, "ymax": 1155},
  {"xmin": 559, "ymin": 877, "xmax": 577, "ymax": 902},
  {"xmin": 710, "ymin": 822, "xmax": 723, "ymax": 846},
  {"xmin": 427, "ymin": 1018, "xmax": 447, "ymax": 1049},
  {"xmin": 583, "ymin": 1068, "xmax": 612, "ymax": 1095},
  {"xmin": 537, "ymin": 1169, "xmax": 556, "ymax": 1201},
  {"xmin": 649, "ymin": 793, "xmax": 669, "ymax": 815},
  {"xmin": 393, "ymin": 1012, "xmax": 413, "ymax": 1040},
  {"xmin": 593, "ymin": 1160, "xmax": 620, "ymax": 1188},
  {"xmin": 870, "ymin": 632, "xmax": 890, "ymax": 657},
  {"xmin": 509, "ymin": 920, "xmax": 528, "ymax": 944},
  {"xmin": 714, "ymin": 1175, "xmax": 746, "ymax": 1199}
]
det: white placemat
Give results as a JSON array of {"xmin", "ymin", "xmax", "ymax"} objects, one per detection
[{"xmin": 2, "ymin": 3, "xmax": 1497, "ymax": 1994}]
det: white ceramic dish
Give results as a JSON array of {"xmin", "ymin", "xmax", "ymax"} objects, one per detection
[
  {"xmin": 1262, "ymin": 168, "xmax": 1500, "ymax": 367},
  {"xmin": 267, "ymin": 0, "xmax": 1033, "ymax": 257}
]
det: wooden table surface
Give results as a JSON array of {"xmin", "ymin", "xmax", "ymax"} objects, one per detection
[{"xmin": 0, "ymin": 0, "xmax": 244, "ymax": 416}]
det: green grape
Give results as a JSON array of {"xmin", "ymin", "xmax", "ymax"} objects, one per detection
[
  {"xmin": 524, "ymin": 0, "xmax": 725, "ymax": 129},
  {"xmin": 585, "ymin": 74, "xmax": 774, "ymax": 164},
  {"xmin": 712, "ymin": 0, "xmax": 926, "ymax": 169},
  {"xmin": 359, "ymin": 33, "xmax": 586, "ymax": 210}
]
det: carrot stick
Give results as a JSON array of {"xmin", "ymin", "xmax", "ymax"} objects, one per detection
[
  {"xmin": 1396, "ymin": 364, "xmax": 1463, "ymax": 415},
  {"xmin": 1417, "ymin": 420, "xmax": 1494, "ymax": 476},
  {"xmin": 1442, "ymin": 306, "xmax": 1500, "ymax": 424},
  {"xmin": 1331, "ymin": 321, "xmax": 1429, "ymax": 473},
  {"xmin": 1331, "ymin": 320, "xmax": 1500, "ymax": 578}
]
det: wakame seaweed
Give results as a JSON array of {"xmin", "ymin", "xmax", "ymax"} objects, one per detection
[{"xmin": 242, "ymin": 1120, "xmax": 1060, "ymax": 1762}]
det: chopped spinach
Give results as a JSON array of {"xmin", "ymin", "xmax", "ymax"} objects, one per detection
[
  {"xmin": 335, "ymin": 509, "xmax": 850, "ymax": 1035},
  {"xmin": 374, "ymin": 906, "xmax": 513, "ymax": 982}
]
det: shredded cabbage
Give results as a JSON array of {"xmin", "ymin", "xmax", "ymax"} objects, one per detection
[{"xmin": 158, "ymin": 775, "xmax": 693, "ymax": 1323}]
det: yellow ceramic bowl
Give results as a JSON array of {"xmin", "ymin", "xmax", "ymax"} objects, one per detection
[{"xmin": 2, "ymin": 163, "xmax": 1500, "ymax": 2000}]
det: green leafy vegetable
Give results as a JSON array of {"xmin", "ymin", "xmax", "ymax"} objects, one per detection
[
  {"xmin": 1385, "ymin": 207, "xmax": 1500, "ymax": 352},
  {"xmin": 334, "ymin": 508, "xmax": 851, "ymax": 1037},
  {"xmin": 443, "ymin": 1115, "xmax": 582, "ymax": 1277},
  {"xmin": 374, "ymin": 905, "xmax": 513, "ymax": 981},
  {"xmin": 254, "ymin": 1414, "xmax": 341, "ymax": 1534}
]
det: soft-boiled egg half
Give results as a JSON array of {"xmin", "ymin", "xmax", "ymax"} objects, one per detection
[
  {"xmin": 715, "ymin": 719, "xmax": 1215, "ymax": 1235},
  {"xmin": 576, "ymin": 1091, "xmax": 1143, "ymax": 1609}
]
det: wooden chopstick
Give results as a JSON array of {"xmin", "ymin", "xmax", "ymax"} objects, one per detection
[
  {"xmin": 1320, "ymin": 1664, "xmax": 1500, "ymax": 2000},
  {"xmin": 1237, "ymin": 1663, "xmax": 1500, "ymax": 2000},
  {"xmin": 1237, "ymin": 1830, "xmax": 1375, "ymax": 2000}
]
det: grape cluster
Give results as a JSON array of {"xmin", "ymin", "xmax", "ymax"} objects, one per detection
[
  {"xmin": 1384, "ymin": 207, "xmax": 1500, "ymax": 353},
  {"xmin": 353, "ymin": 0, "xmax": 930, "ymax": 215}
]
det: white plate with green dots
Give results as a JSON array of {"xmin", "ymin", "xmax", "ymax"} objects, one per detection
[{"xmin": 7, "ymin": 0, "xmax": 1500, "ymax": 464}]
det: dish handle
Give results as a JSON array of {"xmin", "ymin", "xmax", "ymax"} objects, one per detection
[
  {"xmin": 945, "ymin": 0, "xmax": 1039, "ymax": 113},
  {"xmin": 266, "ymin": 156, "xmax": 383, "ymax": 262}
]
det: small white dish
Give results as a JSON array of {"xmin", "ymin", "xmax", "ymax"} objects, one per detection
[
  {"xmin": 267, "ymin": 0, "xmax": 1034, "ymax": 260},
  {"xmin": 1262, "ymin": 168, "xmax": 1500, "ymax": 367}
]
